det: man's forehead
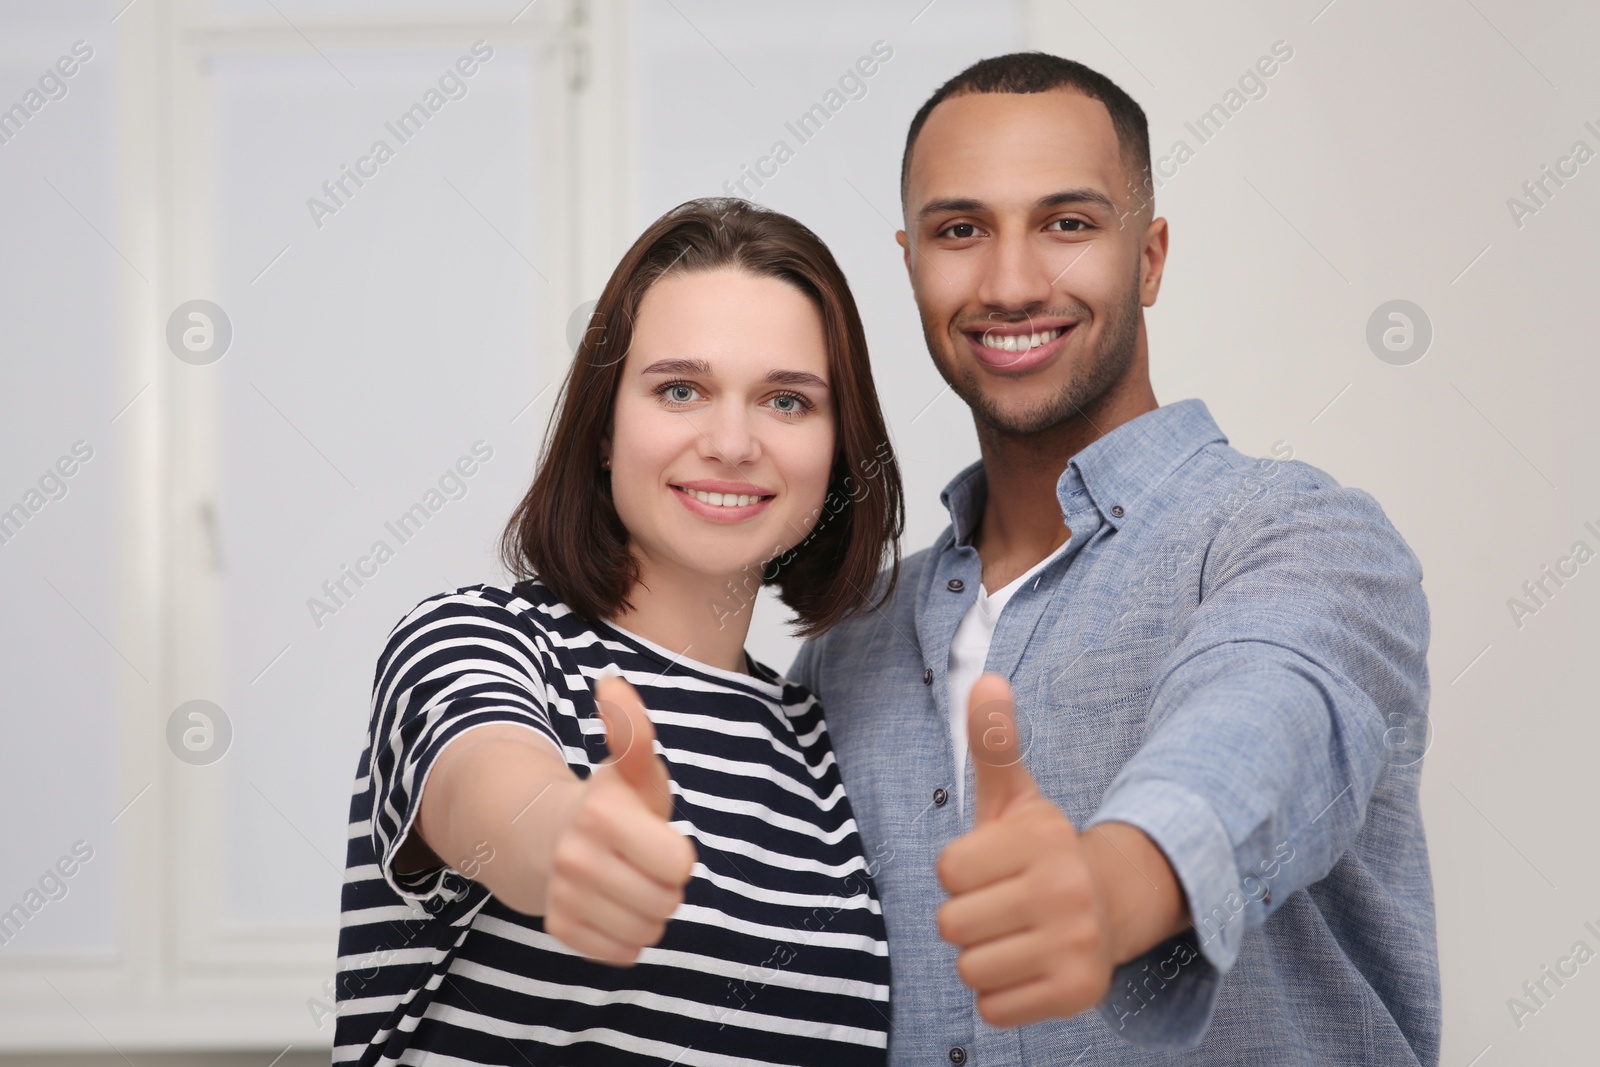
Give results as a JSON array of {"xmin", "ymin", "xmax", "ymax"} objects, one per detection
[{"xmin": 907, "ymin": 88, "xmax": 1125, "ymax": 211}]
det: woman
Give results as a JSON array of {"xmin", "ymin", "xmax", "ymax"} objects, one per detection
[{"xmin": 334, "ymin": 198, "xmax": 904, "ymax": 1064}]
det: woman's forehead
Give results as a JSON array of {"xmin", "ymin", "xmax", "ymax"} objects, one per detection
[{"xmin": 626, "ymin": 270, "xmax": 829, "ymax": 377}]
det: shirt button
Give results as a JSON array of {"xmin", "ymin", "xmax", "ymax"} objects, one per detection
[
  {"xmin": 1111, "ymin": 504, "xmax": 1125, "ymax": 518},
  {"xmin": 932, "ymin": 787, "xmax": 948, "ymax": 807},
  {"xmin": 948, "ymin": 1047, "xmax": 967, "ymax": 1065},
  {"xmin": 923, "ymin": 667, "xmax": 933, "ymax": 685},
  {"xmin": 947, "ymin": 578, "xmax": 965, "ymax": 592}
]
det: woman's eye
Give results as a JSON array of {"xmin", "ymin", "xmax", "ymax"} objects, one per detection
[
  {"xmin": 658, "ymin": 382, "xmax": 699, "ymax": 404},
  {"xmin": 771, "ymin": 393, "xmax": 806, "ymax": 415}
]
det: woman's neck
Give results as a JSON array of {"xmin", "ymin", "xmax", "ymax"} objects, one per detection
[{"xmin": 606, "ymin": 555, "xmax": 759, "ymax": 676}]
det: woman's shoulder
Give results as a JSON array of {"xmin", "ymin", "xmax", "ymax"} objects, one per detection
[
  {"xmin": 381, "ymin": 577, "xmax": 579, "ymax": 652},
  {"xmin": 741, "ymin": 652, "xmax": 823, "ymax": 717}
]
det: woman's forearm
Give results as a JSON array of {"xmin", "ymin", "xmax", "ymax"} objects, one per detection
[{"xmin": 410, "ymin": 724, "xmax": 584, "ymax": 915}]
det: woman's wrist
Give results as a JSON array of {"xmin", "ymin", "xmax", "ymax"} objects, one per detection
[{"xmin": 417, "ymin": 728, "xmax": 581, "ymax": 912}]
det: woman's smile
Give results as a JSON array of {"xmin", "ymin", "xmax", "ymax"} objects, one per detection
[{"xmin": 670, "ymin": 479, "xmax": 777, "ymax": 523}]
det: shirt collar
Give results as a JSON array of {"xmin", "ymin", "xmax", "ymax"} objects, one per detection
[{"xmin": 937, "ymin": 399, "xmax": 1227, "ymax": 540}]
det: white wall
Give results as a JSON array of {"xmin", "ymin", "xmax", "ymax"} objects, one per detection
[
  {"xmin": 1024, "ymin": 2, "xmax": 1600, "ymax": 1064},
  {"xmin": 0, "ymin": 0, "xmax": 1595, "ymax": 1060}
]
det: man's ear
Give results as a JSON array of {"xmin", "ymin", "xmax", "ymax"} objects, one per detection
[{"xmin": 895, "ymin": 229, "xmax": 912, "ymax": 277}]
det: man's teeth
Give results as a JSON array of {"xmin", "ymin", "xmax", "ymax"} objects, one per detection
[
  {"xmin": 981, "ymin": 326, "xmax": 1065, "ymax": 352},
  {"xmin": 686, "ymin": 488, "xmax": 761, "ymax": 507}
]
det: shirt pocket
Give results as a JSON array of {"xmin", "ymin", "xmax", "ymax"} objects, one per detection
[
  {"xmin": 1035, "ymin": 632, "xmax": 1171, "ymax": 712},
  {"xmin": 1023, "ymin": 678, "xmax": 1158, "ymax": 821}
]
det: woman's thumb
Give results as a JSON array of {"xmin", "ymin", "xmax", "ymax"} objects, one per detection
[{"xmin": 595, "ymin": 674, "xmax": 672, "ymax": 817}]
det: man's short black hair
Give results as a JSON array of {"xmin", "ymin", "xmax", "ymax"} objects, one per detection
[{"xmin": 900, "ymin": 52, "xmax": 1153, "ymax": 212}]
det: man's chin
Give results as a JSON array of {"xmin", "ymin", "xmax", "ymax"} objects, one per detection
[
  {"xmin": 940, "ymin": 367, "xmax": 1091, "ymax": 437},
  {"xmin": 970, "ymin": 394, "xmax": 1087, "ymax": 437}
]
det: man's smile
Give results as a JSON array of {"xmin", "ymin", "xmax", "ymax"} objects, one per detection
[{"xmin": 962, "ymin": 320, "xmax": 1078, "ymax": 373}]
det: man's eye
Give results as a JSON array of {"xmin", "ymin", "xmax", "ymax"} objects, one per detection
[
  {"xmin": 1047, "ymin": 218, "xmax": 1089, "ymax": 233},
  {"xmin": 939, "ymin": 222, "xmax": 980, "ymax": 239}
]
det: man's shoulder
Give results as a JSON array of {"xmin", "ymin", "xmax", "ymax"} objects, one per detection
[
  {"xmin": 1183, "ymin": 436, "xmax": 1330, "ymax": 493},
  {"xmin": 857, "ymin": 542, "xmax": 939, "ymax": 620},
  {"xmin": 805, "ymin": 541, "xmax": 940, "ymax": 659},
  {"xmin": 1165, "ymin": 439, "xmax": 1424, "ymax": 591},
  {"xmin": 1173, "ymin": 437, "xmax": 1402, "ymax": 530}
]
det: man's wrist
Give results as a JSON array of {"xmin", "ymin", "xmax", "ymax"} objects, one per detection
[{"xmin": 1080, "ymin": 820, "xmax": 1191, "ymax": 966}]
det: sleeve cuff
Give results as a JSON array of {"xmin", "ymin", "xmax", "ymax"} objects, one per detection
[
  {"xmin": 1084, "ymin": 778, "xmax": 1244, "ymax": 1048},
  {"xmin": 1094, "ymin": 929, "xmax": 1221, "ymax": 1049},
  {"xmin": 1086, "ymin": 776, "xmax": 1246, "ymax": 972},
  {"xmin": 381, "ymin": 715, "xmax": 565, "ymax": 910}
]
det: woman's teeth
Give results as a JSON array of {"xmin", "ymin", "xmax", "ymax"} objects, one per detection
[
  {"xmin": 685, "ymin": 488, "xmax": 761, "ymax": 507},
  {"xmin": 981, "ymin": 326, "xmax": 1065, "ymax": 352}
]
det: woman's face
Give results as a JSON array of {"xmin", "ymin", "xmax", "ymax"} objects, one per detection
[{"xmin": 607, "ymin": 267, "xmax": 836, "ymax": 590}]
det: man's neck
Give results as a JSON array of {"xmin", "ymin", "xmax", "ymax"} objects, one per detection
[{"xmin": 971, "ymin": 385, "xmax": 1158, "ymax": 590}]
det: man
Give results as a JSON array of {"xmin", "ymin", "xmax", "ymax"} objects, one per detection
[{"xmin": 790, "ymin": 53, "xmax": 1439, "ymax": 1065}]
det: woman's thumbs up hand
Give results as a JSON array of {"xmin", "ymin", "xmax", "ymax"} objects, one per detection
[{"xmin": 543, "ymin": 674, "xmax": 697, "ymax": 965}]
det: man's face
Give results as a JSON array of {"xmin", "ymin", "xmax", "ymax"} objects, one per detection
[{"xmin": 898, "ymin": 89, "xmax": 1166, "ymax": 436}]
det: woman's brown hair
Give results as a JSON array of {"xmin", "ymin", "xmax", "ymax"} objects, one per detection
[{"xmin": 500, "ymin": 198, "xmax": 903, "ymax": 639}]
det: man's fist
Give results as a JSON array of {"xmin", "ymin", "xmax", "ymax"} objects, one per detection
[
  {"xmin": 543, "ymin": 674, "xmax": 697, "ymax": 965},
  {"xmin": 935, "ymin": 674, "xmax": 1117, "ymax": 1026}
]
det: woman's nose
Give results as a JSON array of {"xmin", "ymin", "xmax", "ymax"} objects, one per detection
[{"xmin": 693, "ymin": 404, "xmax": 762, "ymax": 469}]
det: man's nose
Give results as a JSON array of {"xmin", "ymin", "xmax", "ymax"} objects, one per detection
[{"xmin": 976, "ymin": 231, "xmax": 1055, "ymax": 313}]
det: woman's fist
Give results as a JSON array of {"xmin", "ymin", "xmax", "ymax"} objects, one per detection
[{"xmin": 542, "ymin": 675, "xmax": 697, "ymax": 965}]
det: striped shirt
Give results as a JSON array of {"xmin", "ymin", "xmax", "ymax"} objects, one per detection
[{"xmin": 334, "ymin": 579, "xmax": 891, "ymax": 1065}]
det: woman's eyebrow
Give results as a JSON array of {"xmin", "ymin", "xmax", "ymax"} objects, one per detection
[
  {"xmin": 639, "ymin": 357, "xmax": 712, "ymax": 376},
  {"xmin": 765, "ymin": 370, "xmax": 829, "ymax": 391},
  {"xmin": 638, "ymin": 359, "xmax": 828, "ymax": 391}
]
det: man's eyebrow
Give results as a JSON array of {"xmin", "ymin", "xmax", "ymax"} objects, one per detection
[
  {"xmin": 917, "ymin": 197, "xmax": 985, "ymax": 221},
  {"xmin": 639, "ymin": 357, "xmax": 712, "ymax": 376},
  {"xmin": 917, "ymin": 188, "xmax": 1119, "ymax": 221},
  {"xmin": 1037, "ymin": 188, "xmax": 1118, "ymax": 214}
]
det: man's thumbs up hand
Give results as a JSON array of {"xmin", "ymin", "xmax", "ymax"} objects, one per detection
[
  {"xmin": 935, "ymin": 674, "xmax": 1117, "ymax": 1027},
  {"xmin": 542, "ymin": 674, "xmax": 697, "ymax": 965},
  {"xmin": 966, "ymin": 673, "xmax": 1041, "ymax": 825}
]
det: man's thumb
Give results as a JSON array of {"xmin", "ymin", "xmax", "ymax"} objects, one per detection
[
  {"xmin": 595, "ymin": 674, "xmax": 672, "ymax": 818},
  {"xmin": 967, "ymin": 673, "xmax": 1037, "ymax": 823}
]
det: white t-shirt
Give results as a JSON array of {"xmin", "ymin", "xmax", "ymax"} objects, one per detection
[{"xmin": 948, "ymin": 538, "xmax": 1073, "ymax": 814}]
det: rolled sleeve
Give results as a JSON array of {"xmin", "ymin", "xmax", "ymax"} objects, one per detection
[
  {"xmin": 367, "ymin": 590, "xmax": 563, "ymax": 907},
  {"xmin": 1085, "ymin": 780, "xmax": 1233, "ymax": 1048},
  {"xmin": 1084, "ymin": 479, "xmax": 1429, "ymax": 1047}
]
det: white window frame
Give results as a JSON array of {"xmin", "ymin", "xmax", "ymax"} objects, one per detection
[{"xmin": 0, "ymin": 0, "xmax": 627, "ymax": 1047}]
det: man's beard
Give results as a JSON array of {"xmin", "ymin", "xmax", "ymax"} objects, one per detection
[{"xmin": 924, "ymin": 268, "xmax": 1142, "ymax": 438}]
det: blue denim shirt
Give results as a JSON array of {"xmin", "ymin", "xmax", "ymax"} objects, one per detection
[{"xmin": 790, "ymin": 399, "xmax": 1440, "ymax": 1066}]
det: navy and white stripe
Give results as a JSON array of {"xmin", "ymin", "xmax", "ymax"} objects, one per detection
[{"xmin": 334, "ymin": 579, "xmax": 891, "ymax": 1065}]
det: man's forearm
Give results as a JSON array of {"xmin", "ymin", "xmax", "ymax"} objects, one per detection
[{"xmin": 1081, "ymin": 821, "xmax": 1191, "ymax": 965}]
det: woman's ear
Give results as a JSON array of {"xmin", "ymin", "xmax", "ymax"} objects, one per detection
[{"xmin": 600, "ymin": 438, "xmax": 612, "ymax": 471}]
